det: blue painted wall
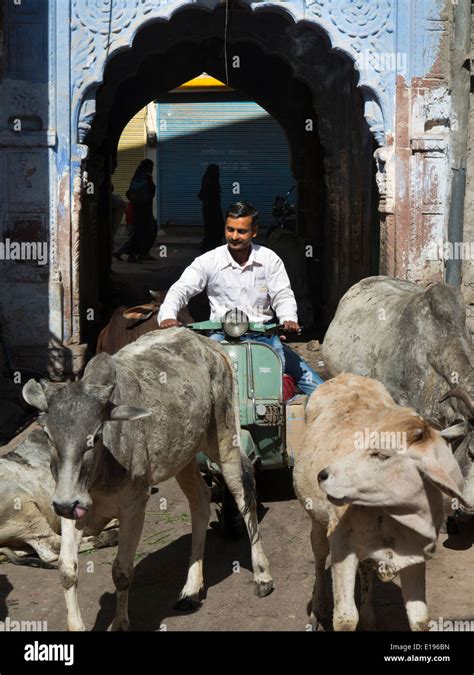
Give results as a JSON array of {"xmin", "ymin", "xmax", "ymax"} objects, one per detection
[{"xmin": 0, "ymin": 0, "xmax": 50, "ymax": 366}]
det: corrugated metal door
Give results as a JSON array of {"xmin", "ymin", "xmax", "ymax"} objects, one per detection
[
  {"xmin": 113, "ymin": 108, "xmax": 147, "ymax": 200},
  {"xmin": 157, "ymin": 100, "xmax": 293, "ymax": 226}
]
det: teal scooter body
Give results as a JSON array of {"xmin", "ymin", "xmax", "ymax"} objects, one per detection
[{"xmin": 188, "ymin": 319, "xmax": 289, "ymax": 472}]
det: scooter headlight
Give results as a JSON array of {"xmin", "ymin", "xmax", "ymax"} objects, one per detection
[{"xmin": 223, "ymin": 309, "xmax": 249, "ymax": 339}]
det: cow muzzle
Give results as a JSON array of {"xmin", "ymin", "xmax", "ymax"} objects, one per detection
[
  {"xmin": 318, "ymin": 468, "xmax": 350, "ymax": 505},
  {"xmin": 53, "ymin": 500, "xmax": 89, "ymax": 520}
]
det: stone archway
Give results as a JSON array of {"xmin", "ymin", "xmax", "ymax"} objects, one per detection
[
  {"xmin": 48, "ymin": 0, "xmax": 452, "ymax": 373},
  {"xmin": 0, "ymin": 0, "xmax": 455, "ymax": 375},
  {"xmin": 67, "ymin": 1, "xmax": 390, "ymax": 353}
]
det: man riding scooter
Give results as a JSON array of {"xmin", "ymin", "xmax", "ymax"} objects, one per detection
[{"xmin": 158, "ymin": 201, "xmax": 323, "ymax": 396}]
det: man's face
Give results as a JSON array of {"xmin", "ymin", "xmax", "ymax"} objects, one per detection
[{"xmin": 225, "ymin": 216, "xmax": 257, "ymax": 251}]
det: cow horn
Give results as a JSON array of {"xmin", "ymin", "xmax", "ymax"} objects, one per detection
[{"xmin": 439, "ymin": 387, "xmax": 474, "ymax": 418}]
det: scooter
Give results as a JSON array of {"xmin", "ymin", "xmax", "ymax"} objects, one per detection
[{"xmin": 187, "ymin": 309, "xmax": 309, "ymax": 534}]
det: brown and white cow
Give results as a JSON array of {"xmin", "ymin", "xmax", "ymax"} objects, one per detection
[
  {"xmin": 96, "ymin": 290, "xmax": 194, "ymax": 355},
  {"xmin": 293, "ymin": 373, "xmax": 469, "ymax": 632}
]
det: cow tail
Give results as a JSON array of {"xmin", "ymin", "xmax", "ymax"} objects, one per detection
[
  {"xmin": 214, "ymin": 347, "xmax": 256, "ymax": 517},
  {"xmin": 240, "ymin": 450, "xmax": 257, "ymax": 516},
  {"xmin": 211, "ymin": 347, "xmax": 241, "ymax": 444},
  {"xmin": 0, "ymin": 547, "xmax": 58, "ymax": 569}
]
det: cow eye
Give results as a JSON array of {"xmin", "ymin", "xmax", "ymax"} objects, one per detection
[{"xmin": 370, "ymin": 451, "xmax": 390, "ymax": 461}]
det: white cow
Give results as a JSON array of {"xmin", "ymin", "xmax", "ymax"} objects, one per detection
[
  {"xmin": 293, "ymin": 373, "xmax": 469, "ymax": 631},
  {"xmin": 0, "ymin": 428, "xmax": 118, "ymax": 566}
]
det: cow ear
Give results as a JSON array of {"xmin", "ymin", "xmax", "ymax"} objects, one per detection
[
  {"xmin": 414, "ymin": 455, "xmax": 470, "ymax": 507},
  {"xmin": 122, "ymin": 304, "xmax": 155, "ymax": 321},
  {"xmin": 109, "ymin": 405, "xmax": 153, "ymax": 421},
  {"xmin": 84, "ymin": 383, "xmax": 115, "ymax": 405},
  {"xmin": 440, "ymin": 422, "xmax": 470, "ymax": 441},
  {"xmin": 22, "ymin": 379, "xmax": 48, "ymax": 412}
]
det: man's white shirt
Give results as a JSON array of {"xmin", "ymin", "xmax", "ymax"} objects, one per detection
[{"xmin": 157, "ymin": 243, "xmax": 298, "ymax": 324}]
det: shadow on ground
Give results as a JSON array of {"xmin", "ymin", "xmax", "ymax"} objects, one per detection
[
  {"xmin": 0, "ymin": 575, "xmax": 13, "ymax": 621},
  {"xmin": 93, "ymin": 527, "xmax": 255, "ymax": 631}
]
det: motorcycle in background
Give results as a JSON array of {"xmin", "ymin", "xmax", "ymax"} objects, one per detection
[
  {"xmin": 265, "ymin": 185, "xmax": 297, "ymax": 241},
  {"xmin": 265, "ymin": 186, "xmax": 314, "ymax": 329}
]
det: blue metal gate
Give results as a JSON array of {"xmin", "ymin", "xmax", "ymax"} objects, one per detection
[{"xmin": 156, "ymin": 100, "xmax": 294, "ymax": 227}]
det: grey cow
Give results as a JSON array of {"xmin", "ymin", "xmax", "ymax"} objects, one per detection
[
  {"xmin": 23, "ymin": 328, "xmax": 273, "ymax": 631},
  {"xmin": 322, "ymin": 276, "xmax": 474, "ymax": 514}
]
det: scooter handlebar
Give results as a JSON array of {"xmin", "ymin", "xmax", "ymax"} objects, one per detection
[{"xmin": 274, "ymin": 324, "xmax": 303, "ymax": 336}]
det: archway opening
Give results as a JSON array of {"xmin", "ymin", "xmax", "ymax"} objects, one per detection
[{"xmin": 79, "ymin": 2, "xmax": 379, "ymax": 348}]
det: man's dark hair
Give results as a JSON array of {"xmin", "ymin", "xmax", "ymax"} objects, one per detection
[{"xmin": 225, "ymin": 201, "xmax": 259, "ymax": 227}]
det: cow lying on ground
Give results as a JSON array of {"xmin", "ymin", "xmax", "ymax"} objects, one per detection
[
  {"xmin": 96, "ymin": 290, "xmax": 194, "ymax": 355},
  {"xmin": 23, "ymin": 328, "xmax": 273, "ymax": 631},
  {"xmin": 0, "ymin": 428, "xmax": 117, "ymax": 567},
  {"xmin": 293, "ymin": 373, "xmax": 468, "ymax": 632},
  {"xmin": 322, "ymin": 276, "xmax": 474, "ymax": 517}
]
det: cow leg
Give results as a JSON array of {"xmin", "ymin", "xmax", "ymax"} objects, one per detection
[
  {"xmin": 331, "ymin": 549, "xmax": 359, "ymax": 631},
  {"xmin": 22, "ymin": 507, "xmax": 62, "ymax": 564},
  {"xmin": 58, "ymin": 517, "xmax": 85, "ymax": 631},
  {"xmin": 358, "ymin": 560, "xmax": 375, "ymax": 631},
  {"xmin": 400, "ymin": 562, "xmax": 429, "ymax": 631},
  {"xmin": 218, "ymin": 457, "xmax": 273, "ymax": 597},
  {"xmin": 208, "ymin": 350, "xmax": 273, "ymax": 596},
  {"xmin": 309, "ymin": 519, "xmax": 329, "ymax": 630},
  {"xmin": 26, "ymin": 532, "xmax": 61, "ymax": 565},
  {"xmin": 81, "ymin": 529, "xmax": 119, "ymax": 552},
  {"xmin": 174, "ymin": 460, "xmax": 211, "ymax": 610},
  {"xmin": 111, "ymin": 493, "xmax": 148, "ymax": 631}
]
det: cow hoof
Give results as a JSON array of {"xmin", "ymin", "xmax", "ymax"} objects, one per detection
[
  {"xmin": 333, "ymin": 620, "xmax": 358, "ymax": 632},
  {"xmin": 308, "ymin": 614, "xmax": 326, "ymax": 632},
  {"xmin": 254, "ymin": 580, "xmax": 274, "ymax": 598},
  {"xmin": 174, "ymin": 594, "xmax": 201, "ymax": 611},
  {"xmin": 92, "ymin": 530, "xmax": 119, "ymax": 549},
  {"xmin": 446, "ymin": 516, "xmax": 459, "ymax": 535}
]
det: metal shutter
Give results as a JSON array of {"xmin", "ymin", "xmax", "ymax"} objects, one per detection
[
  {"xmin": 113, "ymin": 108, "xmax": 147, "ymax": 200},
  {"xmin": 157, "ymin": 100, "xmax": 293, "ymax": 227}
]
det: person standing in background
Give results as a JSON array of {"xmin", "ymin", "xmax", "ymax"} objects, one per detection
[
  {"xmin": 124, "ymin": 201, "xmax": 134, "ymax": 234},
  {"xmin": 198, "ymin": 163, "xmax": 224, "ymax": 253},
  {"xmin": 113, "ymin": 159, "xmax": 156, "ymax": 262}
]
